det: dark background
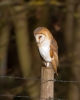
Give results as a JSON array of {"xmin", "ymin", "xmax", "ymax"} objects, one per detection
[{"xmin": 0, "ymin": 0, "xmax": 80, "ymax": 100}]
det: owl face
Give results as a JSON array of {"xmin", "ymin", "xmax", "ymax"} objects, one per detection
[{"xmin": 34, "ymin": 34, "xmax": 45, "ymax": 44}]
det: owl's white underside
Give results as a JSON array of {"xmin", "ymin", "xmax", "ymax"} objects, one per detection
[{"xmin": 38, "ymin": 40, "xmax": 53, "ymax": 67}]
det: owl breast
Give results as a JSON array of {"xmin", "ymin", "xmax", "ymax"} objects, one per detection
[{"xmin": 38, "ymin": 40, "xmax": 52, "ymax": 62}]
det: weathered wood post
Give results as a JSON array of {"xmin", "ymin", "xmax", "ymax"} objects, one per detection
[{"xmin": 41, "ymin": 66, "xmax": 54, "ymax": 100}]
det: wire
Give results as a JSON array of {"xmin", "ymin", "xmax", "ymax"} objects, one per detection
[
  {"xmin": 0, "ymin": 75, "xmax": 80, "ymax": 83},
  {"xmin": 0, "ymin": 94, "xmax": 68, "ymax": 100}
]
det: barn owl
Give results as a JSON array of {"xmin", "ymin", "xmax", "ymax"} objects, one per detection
[{"xmin": 33, "ymin": 27, "xmax": 58, "ymax": 75}]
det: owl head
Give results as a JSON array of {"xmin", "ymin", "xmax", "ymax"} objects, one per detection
[{"xmin": 33, "ymin": 27, "xmax": 52, "ymax": 44}]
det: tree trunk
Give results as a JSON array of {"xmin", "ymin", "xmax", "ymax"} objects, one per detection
[
  {"xmin": 13, "ymin": 6, "xmax": 31, "ymax": 77},
  {"xmin": 0, "ymin": 8, "xmax": 10, "ymax": 76},
  {"xmin": 12, "ymin": 5, "xmax": 39, "ymax": 99},
  {"xmin": 63, "ymin": 0, "xmax": 79, "ymax": 100},
  {"xmin": 64, "ymin": 0, "xmax": 75, "ymax": 56},
  {"xmin": 69, "ymin": 4, "xmax": 80, "ymax": 100}
]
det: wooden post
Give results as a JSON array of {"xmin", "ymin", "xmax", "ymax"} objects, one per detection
[{"xmin": 40, "ymin": 67, "xmax": 54, "ymax": 100}]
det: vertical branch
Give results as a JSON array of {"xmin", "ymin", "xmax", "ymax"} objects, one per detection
[
  {"xmin": 68, "ymin": 3, "xmax": 80, "ymax": 100},
  {"xmin": 11, "ymin": 5, "xmax": 39, "ymax": 99},
  {"xmin": 41, "ymin": 67, "xmax": 54, "ymax": 100},
  {"xmin": 0, "ymin": 25, "xmax": 10, "ymax": 75},
  {"xmin": 13, "ymin": 6, "xmax": 32, "ymax": 77},
  {"xmin": 64, "ymin": 0, "xmax": 75, "ymax": 55},
  {"xmin": 0, "ymin": 7, "xmax": 10, "ymax": 75}
]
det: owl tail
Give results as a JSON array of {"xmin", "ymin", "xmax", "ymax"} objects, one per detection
[{"xmin": 52, "ymin": 60, "xmax": 58, "ymax": 75}]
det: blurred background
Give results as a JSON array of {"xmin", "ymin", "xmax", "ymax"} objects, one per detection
[{"xmin": 0, "ymin": 0, "xmax": 80, "ymax": 100}]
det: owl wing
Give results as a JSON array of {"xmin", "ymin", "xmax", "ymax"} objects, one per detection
[
  {"xmin": 50, "ymin": 38, "xmax": 59, "ymax": 66},
  {"xmin": 50, "ymin": 38, "xmax": 58, "ymax": 75},
  {"xmin": 51, "ymin": 36, "xmax": 58, "ymax": 54}
]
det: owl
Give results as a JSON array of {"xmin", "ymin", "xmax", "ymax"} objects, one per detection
[{"xmin": 33, "ymin": 27, "xmax": 58, "ymax": 75}]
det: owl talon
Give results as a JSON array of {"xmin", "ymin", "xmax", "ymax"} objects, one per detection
[{"xmin": 46, "ymin": 63, "xmax": 50, "ymax": 67}]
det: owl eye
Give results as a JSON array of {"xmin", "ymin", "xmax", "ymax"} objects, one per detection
[{"xmin": 38, "ymin": 36, "xmax": 42, "ymax": 40}]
